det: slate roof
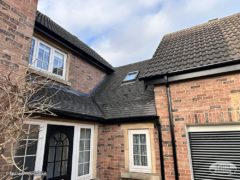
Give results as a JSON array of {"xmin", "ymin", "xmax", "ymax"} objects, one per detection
[
  {"xmin": 35, "ymin": 11, "xmax": 114, "ymax": 72},
  {"xmin": 94, "ymin": 59, "xmax": 156, "ymax": 119},
  {"xmin": 140, "ymin": 13, "xmax": 240, "ymax": 79},
  {"xmin": 34, "ymin": 60, "xmax": 156, "ymax": 120},
  {"xmin": 34, "ymin": 85, "xmax": 104, "ymax": 119}
]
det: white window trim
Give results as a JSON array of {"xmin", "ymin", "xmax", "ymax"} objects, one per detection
[
  {"xmin": 128, "ymin": 129, "xmax": 152, "ymax": 173},
  {"xmin": 187, "ymin": 124, "xmax": 240, "ymax": 132},
  {"xmin": 24, "ymin": 120, "xmax": 95, "ymax": 180},
  {"xmin": 75, "ymin": 125, "xmax": 94, "ymax": 180},
  {"xmin": 29, "ymin": 37, "xmax": 67, "ymax": 80}
]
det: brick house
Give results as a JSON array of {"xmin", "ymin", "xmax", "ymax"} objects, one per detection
[{"xmin": 1, "ymin": 1, "xmax": 240, "ymax": 180}]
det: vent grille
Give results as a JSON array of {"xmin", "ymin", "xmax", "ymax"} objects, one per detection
[{"xmin": 189, "ymin": 131, "xmax": 240, "ymax": 180}]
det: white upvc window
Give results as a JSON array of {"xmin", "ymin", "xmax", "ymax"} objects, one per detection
[
  {"xmin": 76, "ymin": 127, "xmax": 94, "ymax": 180},
  {"xmin": 29, "ymin": 37, "xmax": 67, "ymax": 79},
  {"xmin": 129, "ymin": 130, "xmax": 151, "ymax": 173}
]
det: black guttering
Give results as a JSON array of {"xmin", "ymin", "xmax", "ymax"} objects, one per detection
[
  {"xmin": 165, "ymin": 76, "xmax": 179, "ymax": 180},
  {"xmin": 155, "ymin": 117, "xmax": 165, "ymax": 180},
  {"xmin": 52, "ymin": 109, "xmax": 158, "ymax": 124},
  {"xmin": 141, "ymin": 59, "xmax": 240, "ymax": 84},
  {"xmin": 34, "ymin": 23, "xmax": 114, "ymax": 74}
]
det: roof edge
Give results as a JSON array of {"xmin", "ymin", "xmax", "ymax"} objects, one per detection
[
  {"xmin": 140, "ymin": 58, "xmax": 240, "ymax": 81},
  {"xmin": 145, "ymin": 61, "xmax": 240, "ymax": 85}
]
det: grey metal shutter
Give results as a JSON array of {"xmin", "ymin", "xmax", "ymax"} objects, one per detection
[{"xmin": 189, "ymin": 131, "xmax": 240, "ymax": 180}]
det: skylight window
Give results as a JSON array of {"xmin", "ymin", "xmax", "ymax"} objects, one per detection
[{"xmin": 123, "ymin": 71, "xmax": 139, "ymax": 82}]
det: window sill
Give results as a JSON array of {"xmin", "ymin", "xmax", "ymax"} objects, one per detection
[
  {"xmin": 28, "ymin": 67, "xmax": 71, "ymax": 86},
  {"xmin": 121, "ymin": 172, "xmax": 160, "ymax": 180}
]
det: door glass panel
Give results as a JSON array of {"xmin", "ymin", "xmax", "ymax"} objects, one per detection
[
  {"xmin": 46, "ymin": 132, "xmax": 69, "ymax": 179},
  {"xmin": 78, "ymin": 128, "xmax": 92, "ymax": 177}
]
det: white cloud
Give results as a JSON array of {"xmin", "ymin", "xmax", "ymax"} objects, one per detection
[{"xmin": 38, "ymin": 0, "xmax": 240, "ymax": 66}]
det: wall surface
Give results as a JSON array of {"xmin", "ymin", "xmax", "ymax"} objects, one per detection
[
  {"xmin": 0, "ymin": 0, "xmax": 37, "ymax": 74},
  {"xmin": 68, "ymin": 52, "xmax": 106, "ymax": 93},
  {"xmin": 0, "ymin": 0, "xmax": 38, "ymax": 175},
  {"xmin": 97, "ymin": 123, "xmax": 161, "ymax": 180},
  {"xmin": 154, "ymin": 72, "xmax": 240, "ymax": 180}
]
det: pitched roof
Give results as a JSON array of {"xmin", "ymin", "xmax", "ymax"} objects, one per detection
[
  {"xmin": 34, "ymin": 86, "xmax": 104, "ymax": 120},
  {"xmin": 140, "ymin": 13, "xmax": 240, "ymax": 79},
  {"xmin": 94, "ymin": 59, "xmax": 156, "ymax": 119},
  {"xmin": 34, "ymin": 60, "xmax": 156, "ymax": 121},
  {"xmin": 35, "ymin": 11, "xmax": 114, "ymax": 73}
]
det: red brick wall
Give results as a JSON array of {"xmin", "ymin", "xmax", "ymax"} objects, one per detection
[
  {"xmin": 0, "ymin": 0, "xmax": 37, "ymax": 74},
  {"xmin": 97, "ymin": 124, "xmax": 125, "ymax": 180},
  {"xmin": 154, "ymin": 72, "xmax": 240, "ymax": 180},
  {"xmin": 0, "ymin": 0, "xmax": 38, "ymax": 176},
  {"xmin": 68, "ymin": 53, "xmax": 106, "ymax": 93},
  {"xmin": 97, "ymin": 124, "xmax": 161, "ymax": 180}
]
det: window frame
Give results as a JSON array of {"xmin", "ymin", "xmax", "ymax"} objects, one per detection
[
  {"xmin": 76, "ymin": 126, "xmax": 94, "ymax": 180},
  {"xmin": 29, "ymin": 37, "xmax": 67, "ymax": 80},
  {"xmin": 128, "ymin": 129, "xmax": 152, "ymax": 173},
  {"xmin": 123, "ymin": 71, "xmax": 139, "ymax": 82}
]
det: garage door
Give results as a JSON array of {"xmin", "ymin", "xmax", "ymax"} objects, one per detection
[{"xmin": 188, "ymin": 126, "xmax": 240, "ymax": 180}]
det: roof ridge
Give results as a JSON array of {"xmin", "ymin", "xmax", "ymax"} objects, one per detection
[{"xmin": 164, "ymin": 12, "xmax": 240, "ymax": 37}]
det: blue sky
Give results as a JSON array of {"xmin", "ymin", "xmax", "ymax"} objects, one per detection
[{"xmin": 38, "ymin": 0, "xmax": 240, "ymax": 67}]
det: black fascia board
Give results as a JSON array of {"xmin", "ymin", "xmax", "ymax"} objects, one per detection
[
  {"xmin": 34, "ymin": 23, "xmax": 114, "ymax": 74},
  {"xmin": 103, "ymin": 115, "xmax": 159, "ymax": 124},
  {"xmin": 51, "ymin": 109, "xmax": 105, "ymax": 122},
  {"xmin": 145, "ymin": 62, "xmax": 240, "ymax": 85},
  {"xmin": 51, "ymin": 109, "xmax": 158, "ymax": 124}
]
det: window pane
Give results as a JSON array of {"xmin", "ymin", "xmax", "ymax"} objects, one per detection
[
  {"xmin": 37, "ymin": 43, "xmax": 50, "ymax": 71},
  {"xmin": 123, "ymin": 71, "xmax": 138, "ymax": 81},
  {"xmin": 29, "ymin": 125, "xmax": 39, "ymax": 139},
  {"xmin": 14, "ymin": 157, "xmax": 24, "ymax": 170},
  {"xmin": 62, "ymin": 146, "xmax": 69, "ymax": 161},
  {"xmin": 14, "ymin": 140, "xmax": 26, "ymax": 156},
  {"xmin": 54, "ymin": 162, "xmax": 61, "ymax": 177},
  {"xmin": 26, "ymin": 140, "xmax": 38, "ymax": 155},
  {"xmin": 61, "ymin": 161, "xmax": 68, "ymax": 176},
  {"xmin": 86, "ymin": 129, "xmax": 91, "ymax": 139},
  {"xmin": 84, "ymin": 163, "xmax": 90, "ymax": 174},
  {"xmin": 53, "ymin": 51, "xmax": 64, "ymax": 76},
  {"xmin": 79, "ymin": 151, "xmax": 84, "ymax": 163},
  {"xmin": 133, "ymin": 144, "xmax": 140, "ymax": 155},
  {"xmin": 133, "ymin": 155, "xmax": 140, "ymax": 166},
  {"xmin": 48, "ymin": 147, "xmax": 55, "ymax": 162},
  {"xmin": 140, "ymin": 145, "xmax": 147, "ymax": 155},
  {"xmin": 133, "ymin": 135, "xmax": 140, "ymax": 144},
  {"xmin": 85, "ymin": 140, "xmax": 90, "ymax": 150},
  {"xmin": 80, "ymin": 129, "xmax": 86, "ymax": 139},
  {"xmin": 29, "ymin": 39, "xmax": 35, "ymax": 64},
  {"xmin": 78, "ymin": 164, "xmax": 84, "ymax": 176},
  {"xmin": 47, "ymin": 162, "xmax": 54, "ymax": 178},
  {"xmin": 25, "ymin": 156, "xmax": 36, "ymax": 171},
  {"xmin": 55, "ymin": 143, "xmax": 63, "ymax": 161},
  {"xmin": 79, "ymin": 140, "xmax": 84, "ymax": 151},
  {"xmin": 140, "ymin": 134, "xmax": 146, "ymax": 144},
  {"xmin": 84, "ymin": 151, "xmax": 90, "ymax": 162},
  {"xmin": 141, "ymin": 156, "xmax": 148, "ymax": 166}
]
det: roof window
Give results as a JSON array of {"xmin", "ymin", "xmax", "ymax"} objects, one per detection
[{"xmin": 123, "ymin": 71, "xmax": 139, "ymax": 82}]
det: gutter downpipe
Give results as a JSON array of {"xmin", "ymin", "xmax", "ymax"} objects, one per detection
[
  {"xmin": 155, "ymin": 118, "xmax": 165, "ymax": 180},
  {"xmin": 165, "ymin": 75, "xmax": 179, "ymax": 180}
]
